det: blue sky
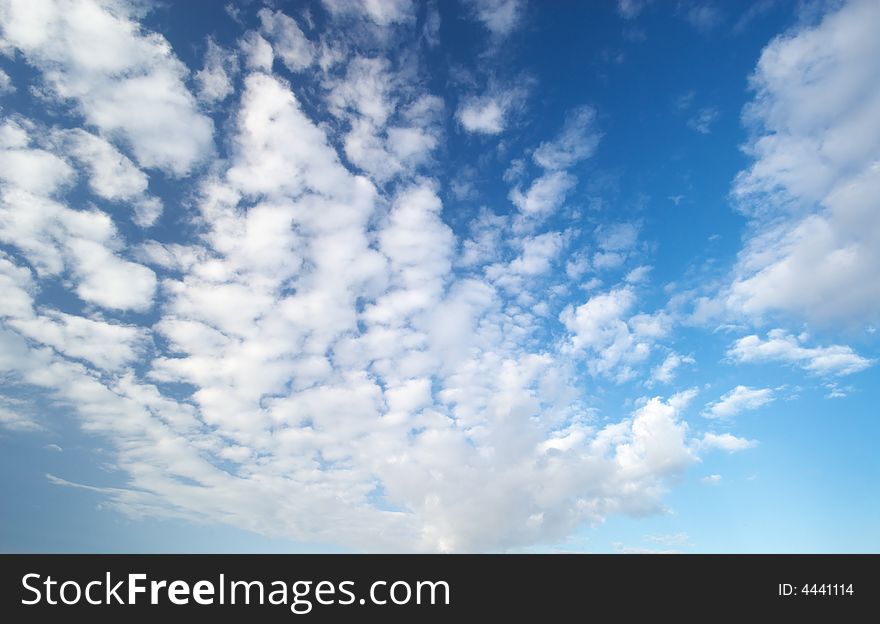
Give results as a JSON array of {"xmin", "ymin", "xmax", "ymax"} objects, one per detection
[{"xmin": 0, "ymin": 0, "xmax": 878, "ymax": 553}]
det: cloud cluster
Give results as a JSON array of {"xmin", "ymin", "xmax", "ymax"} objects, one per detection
[
  {"xmin": 0, "ymin": 0, "xmax": 728, "ymax": 553},
  {"xmin": 728, "ymin": 330, "xmax": 873, "ymax": 376},
  {"xmin": 0, "ymin": 0, "xmax": 214, "ymax": 176},
  {"xmin": 727, "ymin": 0, "xmax": 880, "ymax": 328},
  {"xmin": 703, "ymin": 385, "xmax": 774, "ymax": 419},
  {"xmin": 509, "ymin": 106, "xmax": 600, "ymax": 217},
  {"xmin": 0, "ymin": 0, "xmax": 872, "ymax": 554}
]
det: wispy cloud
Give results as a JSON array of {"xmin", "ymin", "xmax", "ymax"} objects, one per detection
[
  {"xmin": 728, "ymin": 331, "xmax": 873, "ymax": 376},
  {"xmin": 703, "ymin": 386, "xmax": 774, "ymax": 419}
]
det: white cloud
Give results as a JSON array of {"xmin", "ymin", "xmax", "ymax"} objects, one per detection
[
  {"xmin": 0, "ymin": 66, "xmax": 14, "ymax": 93},
  {"xmin": 456, "ymin": 94, "xmax": 506, "ymax": 134},
  {"xmin": 325, "ymin": 56, "xmax": 442, "ymax": 182},
  {"xmin": 697, "ymin": 432, "xmax": 757, "ymax": 453},
  {"xmin": 701, "ymin": 474, "xmax": 722, "ymax": 485},
  {"xmin": 728, "ymin": 330, "xmax": 873, "ymax": 376},
  {"xmin": 59, "ymin": 128, "xmax": 147, "ymax": 200},
  {"xmin": 560, "ymin": 286, "xmax": 667, "ymax": 381},
  {"xmin": 8, "ymin": 310, "xmax": 148, "ymax": 371},
  {"xmin": 533, "ymin": 107, "xmax": 600, "ymax": 170},
  {"xmin": 227, "ymin": 73, "xmax": 355, "ymax": 198},
  {"xmin": 463, "ymin": 0, "xmax": 524, "ymax": 38},
  {"xmin": 0, "ymin": 0, "xmax": 214, "ymax": 176},
  {"xmin": 0, "ymin": 54, "xmax": 711, "ymax": 553},
  {"xmin": 509, "ymin": 170, "xmax": 575, "ymax": 216},
  {"xmin": 0, "ymin": 1, "xmax": 769, "ymax": 554},
  {"xmin": 322, "ymin": 0, "xmax": 415, "ymax": 26},
  {"xmin": 195, "ymin": 38, "xmax": 238, "ymax": 104},
  {"xmin": 508, "ymin": 106, "xmax": 601, "ymax": 218},
  {"xmin": 258, "ymin": 8, "xmax": 314, "ymax": 72},
  {"xmin": 485, "ymin": 231, "xmax": 565, "ymax": 293},
  {"xmin": 726, "ymin": 0, "xmax": 880, "ymax": 327},
  {"xmin": 0, "ymin": 123, "xmax": 157, "ymax": 311},
  {"xmin": 0, "ymin": 252, "xmax": 147, "ymax": 370},
  {"xmin": 0, "ymin": 136, "xmax": 74, "ymax": 195},
  {"xmin": 240, "ymin": 31, "xmax": 273, "ymax": 71},
  {"xmin": 123, "ymin": 71, "xmax": 702, "ymax": 549},
  {"xmin": 507, "ymin": 232, "xmax": 564, "ymax": 276},
  {"xmin": 54, "ymin": 128, "xmax": 164, "ymax": 225},
  {"xmin": 625, "ymin": 265, "xmax": 652, "ymax": 284},
  {"xmin": 649, "ymin": 352, "xmax": 694, "ymax": 385},
  {"xmin": 703, "ymin": 385, "xmax": 773, "ymax": 419}
]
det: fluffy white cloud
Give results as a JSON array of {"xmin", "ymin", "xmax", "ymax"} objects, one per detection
[
  {"xmin": 239, "ymin": 31, "xmax": 273, "ymax": 71},
  {"xmin": 703, "ymin": 385, "xmax": 773, "ymax": 419},
  {"xmin": 0, "ymin": 252, "xmax": 148, "ymax": 370},
  {"xmin": 507, "ymin": 232, "xmax": 565, "ymax": 277},
  {"xmin": 53, "ymin": 128, "xmax": 162, "ymax": 226},
  {"xmin": 8, "ymin": 311, "xmax": 147, "ymax": 371},
  {"xmin": 560, "ymin": 286, "xmax": 669, "ymax": 381},
  {"xmin": 59, "ymin": 129, "xmax": 146, "ymax": 199},
  {"xmin": 728, "ymin": 330, "xmax": 873, "ymax": 376},
  {"xmin": 0, "ymin": 0, "xmax": 214, "ymax": 176},
  {"xmin": 509, "ymin": 170, "xmax": 575, "ymax": 216},
  {"xmin": 0, "ymin": 122, "xmax": 157, "ymax": 310},
  {"xmin": 226, "ymin": 73, "xmax": 355, "ymax": 197},
  {"xmin": 0, "ymin": 134, "xmax": 74, "ymax": 195},
  {"xmin": 456, "ymin": 94, "xmax": 506, "ymax": 134},
  {"xmin": 258, "ymin": 9, "xmax": 313, "ymax": 72},
  {"xmin": 326, "ymin": 56, "xmax": 443, "ymax": 182},
  {"xmin": 0, "ymin": 1, "xmax": 774, "ymax": 554},
  {"xmin": 726, "ymin": 0, "xmax": 880, "ymax": 327},
  {"xmin": 0, "ymin": 50, "xmax": 713, "ymax": 553},
  {"xmin": 120, "ymin": 67, "xmax": 705, "ymax": 550}
]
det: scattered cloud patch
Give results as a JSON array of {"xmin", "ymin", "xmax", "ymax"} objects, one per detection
[
  {"xmin": 728, "ymin": 0, "xmax": 880, "ymax": 327},
  {"xmin": 463, "ymin": 0, "xmax": 525, "ymax": 38},
  {"xmin": 0, "ymin": 0, "xmax": 214, "ymax": 175},
  {"xmin": 649, "ymin": 352, "xmax": 694, "ymax": 386},
  {"xmin": 697, "ymin": 432, "xmax": 757, "ymax": 453},
  {"xmin": 703, "ymin": 385, "xmax": 774, "ymax": 419},
  {"xmin": 195, "ymin": 38, "xmax": 238, "ymax": 104},
  {"xmin": 728, "ymin": 330, "xmax": 873, "ymax": 376},
  {"xmin": 456, "ymin": 94, "xmax": 507, "ymax": 134},
  {"xmin": 687, "ymin": 106, "xmax": 719, "ymax": 134}
]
